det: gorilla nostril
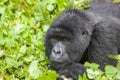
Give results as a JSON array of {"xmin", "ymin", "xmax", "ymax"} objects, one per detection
[
  {"xmin": 56, "ymin": 51, "xmax": 61, "ymax": 54},
  {"xmin": 53, "ymin": 49, "xmax": 61, "ymax": 54}
]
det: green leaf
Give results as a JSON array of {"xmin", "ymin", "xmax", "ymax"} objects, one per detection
[
  {"xmin": 47, "ymin": 4, "xmax": 54, "ymax": 12},
  {"xmin": 39, "ymin": 70, "xmax": 58, "ymax": 80},
  {"xmin": 35, "ymin": 12, "xmax": 44, "ymax": 21},
  {"xmin": 42, "ymin": 25, "xmax": 49, "ymax": 32},
  {"xmin": 5, "ymin": 58, "xmax": 22, "ymax": 68},
  {"xmin": 86, "ymin": 69, "xmax": 100, "ymax": 79},
  {"xmin": 39, "ymin": 53, "xmax": 45, "ymax": 61},
  {"xmin": 5, "ymin": 38, "xmax": 15, "ymax": 47},
  {"xmin": 84, "ymin": 62, "xmax": 99, "ymax": 70},
  {"xmin": 105, "ymin": 65, "xmax": 117, "ymax": 78},
  {"xmin": 79, "ymin": 73, "xmax": 88, "ymax": 80},
  {"xmin": 31, "ymin": 37, "xmax": 39, "ymax": 46},
  {"xmin": 0, "ymin": 5, "xmax": 6, "ymax": 14},
  {"xmin": 28, "ymin": 61, "xmax": 40, "ymax": 79},
  {"xmin": 116, "ymin": 68, "xmax": 120, "ymax": 79}
]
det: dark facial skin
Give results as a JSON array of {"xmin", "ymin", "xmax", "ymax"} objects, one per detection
[{"xmin": 50, "ymin": 42, "xmax": 69, "ymax": 63}]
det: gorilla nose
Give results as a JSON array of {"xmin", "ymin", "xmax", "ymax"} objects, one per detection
[
  {"xmin": 53, "ymin": 49, "xmax": 61, "ymax": 54},
  {"xmin": 50, "ymin": 48, "xmax": 63, "ymax": 62},
  {"xmin": 50, "ymin": 42, "xmax": 64, "ymax": 62},
  {"xmin": 52, "ymin": 43, "xmax": 62, "ymax": 54}
]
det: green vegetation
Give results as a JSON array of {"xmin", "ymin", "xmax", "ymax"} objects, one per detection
[{"xmin": 0, "ymin": 0, "xmax": 120, "ymax": 80}]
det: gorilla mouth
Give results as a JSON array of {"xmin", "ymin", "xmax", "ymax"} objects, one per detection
[{"xmin": 50, "ymin": 57, "xmax": 69, "ymax": 64}]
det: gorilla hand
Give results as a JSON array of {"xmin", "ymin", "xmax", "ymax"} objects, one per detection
[{"xmin": 57, "ymin": 63, "xmax": 86, "ymax": 80}]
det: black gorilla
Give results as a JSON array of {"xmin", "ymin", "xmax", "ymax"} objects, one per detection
[{"xmin": 45, "ymin": 0, "xmax": 120, "ymax": 80}]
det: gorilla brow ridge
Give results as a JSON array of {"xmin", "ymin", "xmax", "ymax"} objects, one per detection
[{"xmin": 49, "ymin": 27, "xmax": 72, "ymax": 40}]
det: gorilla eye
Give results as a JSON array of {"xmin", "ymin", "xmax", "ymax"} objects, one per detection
[
  {"xmin": 82, "ymin": 31, "xmax": 87, "ymax": 38},
  {"xmin": 62, "ymin": 37, "xmax": 67, "ymax": 41},
  {"xmin": 57, "ymin": 37, "xmax": 68, "ymax": 41}
]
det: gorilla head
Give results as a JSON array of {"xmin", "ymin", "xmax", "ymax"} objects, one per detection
[{"xmin": 45, "ymin": 9, "xmax": 94, "ymax": 69}]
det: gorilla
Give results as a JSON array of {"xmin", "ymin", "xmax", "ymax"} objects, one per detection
[{"xmin": 45, "ymin": 0, "xmax": 120, "ymax": 80}]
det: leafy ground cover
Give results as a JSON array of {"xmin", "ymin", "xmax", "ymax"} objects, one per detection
[{"xmin": 0, "ymin": 0, "xmax": 120, "ymax": 80}]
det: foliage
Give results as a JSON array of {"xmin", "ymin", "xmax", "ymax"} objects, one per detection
[
  {"xmin": 83, "ymin": 60, "xmax": 120, "ymax": 80},
  {"xmin": 0, "ymin": 0, "xmax": 120, "ymax": 80}
]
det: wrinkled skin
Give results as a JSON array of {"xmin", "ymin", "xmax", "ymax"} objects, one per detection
[{"xmin": 45, "ymin": 1, "xmax": 120, "ymax": 80}]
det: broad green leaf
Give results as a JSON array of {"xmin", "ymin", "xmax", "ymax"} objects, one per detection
[
  {"xmin": 86, "ymin": 69, "xmax": 100, "ymax": 79},
  {"xmin": 84, "ymin": 62, "xmax": 99, "ymax": 70},
  {"xmin": 105, "ymin": 65, "xmax": 117, "ymax": 78},
  {"xmin": 5, "ymin": 58, "xmax": 22, "ymax": 68},
  {"xmin": 28, "ymin": 61, "xmax": 40, "ymax": 79}
]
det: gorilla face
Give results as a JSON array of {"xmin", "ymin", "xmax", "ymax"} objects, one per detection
[
  {"xmin": 50, "ymin": 42, "xmax": 69, "ymax": 63},
  {"xmin": 45, "ymin": 9, "xmax": 94, "ymax": 68}
]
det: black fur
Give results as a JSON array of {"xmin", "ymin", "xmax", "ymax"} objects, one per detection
[{"xmin": 45, "ymin": 0, "xmax": 120, "ymax": 80}]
